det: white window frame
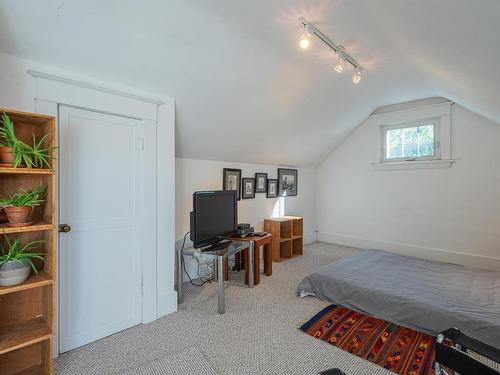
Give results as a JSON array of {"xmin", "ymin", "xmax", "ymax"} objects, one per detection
[
  {"xmin": 381, "ymin": 118, "xmax": 441, "ymax": 163},
  {"xmin": 369, "ymin": 100, "xmax": 454, "ymax": 170}
]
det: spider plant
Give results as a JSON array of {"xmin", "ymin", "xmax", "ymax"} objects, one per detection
[
  {"xmin": 0, "ymin": 185, "xmax": 47, "ymax": 208},
  {"xmin": 0, "ymin": 112, "xmax": 56, "ymax": 169},
  {"xmin": 0, "ymin": 234, "xmax": 45, "ymax": 273}
]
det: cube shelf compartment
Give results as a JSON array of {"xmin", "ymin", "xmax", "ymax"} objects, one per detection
[
  {"xmin": 0, "ymin": 109, "xmax": 56, "ymax": 375},
  {"xmin": 264, "ymin": 216, "xmax": 304, "ymax": 262}
]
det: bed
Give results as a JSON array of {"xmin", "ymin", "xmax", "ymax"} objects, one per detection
[{"xmin": 297, "ymin": 249, "xmax": 500, "ymax": 349}]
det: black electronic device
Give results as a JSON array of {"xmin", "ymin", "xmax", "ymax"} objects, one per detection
[
  {"xmin": 235, "ymin": 227, "xmax": 254, "ymax": 237},
  {"xmin": 435, "ymin": 328, "xmax": 499, "ymax": 375},
  {"xmin": 250, "ymin": 232, "xmax": 267, "ymax": 237},
  {"xmin": 238, "ymin": 223, "xmax": 250, "ymax": 230},
  {"xmin": 190, "ymin": 190, "xmax": 237, "ymax": 249}
]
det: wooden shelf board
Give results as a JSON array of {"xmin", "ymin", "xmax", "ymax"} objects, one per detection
[
  {"xmin": 0, "ymin": 222, "xmax": 55, "ymax": 234},
  {"xmin": 266, "ymin": 217, "xmax": 293, "ymax": 222},
  {"xmin": 0, "ymin": 271, "xmax": 53, "ymax": 296},
  {"xmin": 292, "ymin": 235, "xmax": 303, "ymax": 240},
  {"xmin": 0, "ymin": 108, "xmax": 54, "ymax": 123},
  {"xmin": 0, "ymin": 167, "xmax": 54, "ymax": 175},
  {"xmin": 283, "ymin": 216, "xmax": 303, "ymax": 220},
  {"xmin": 15, "ymin": 365, "xmax": 45, "ymax": 375},
  {"xmin": 279, "ymin": 238, "xmax": 292, "ymax": 243},
  {"xmin": 0, "ymin": 317, "xmax": 52, "ymax": 355}
]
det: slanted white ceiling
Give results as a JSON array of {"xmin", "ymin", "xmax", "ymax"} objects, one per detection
[{"xmin": 0, "ymin": 0, "xmax": 499, "ymax": 167}]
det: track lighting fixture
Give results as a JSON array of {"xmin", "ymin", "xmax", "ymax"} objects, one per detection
[
  {"xmin": 335, "ymin": 55, "xmax": 345, "ymax": 73},
  {"xmin": 299, "ymin": 25, "xmax": 313, "ymax": 49},
  {"xmin": 352, "ymin": 68, "xmax": 362, "ymax": 84},
  {"xmin": 299, "ymin": 33, "xmax": 310, "ymax": 49},
  {"xmin": 298, "ymin": 17, "xmax": 363, "ymax": 85}
]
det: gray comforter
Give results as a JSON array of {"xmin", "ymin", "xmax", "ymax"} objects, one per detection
[{"xmin": 298, "ymin": 249, "xmax": 500, "ymax": 349}]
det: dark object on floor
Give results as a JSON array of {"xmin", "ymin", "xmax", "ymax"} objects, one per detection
[
  {"xmin": 435, "ymin": 327, "xmax": 499, "ymax": 375},
  {"xmin": 317, "ymin": 369, "xmax": 346, "ymax": 375},
  {"xmin": 301, "ymin": 304, "xmax": 441, "ymax": 375}
]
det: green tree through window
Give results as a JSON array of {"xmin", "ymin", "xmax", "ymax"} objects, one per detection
[{"xmin": 385, "ymin": 124, "xmax": 435, "ymax": 160}]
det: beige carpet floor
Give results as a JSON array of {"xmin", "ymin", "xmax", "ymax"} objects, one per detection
[
  {"xmin": 113, "ymin": 346, "xmax": 216, "ymax": 375},
  {"xmin": 55, "ymin": 242, "xmax": 392, "ymax": 375}
]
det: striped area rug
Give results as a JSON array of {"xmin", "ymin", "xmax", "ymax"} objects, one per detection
[{"xmin": 300, "ymin": 304, "xmax": 444, "ymax": 375}]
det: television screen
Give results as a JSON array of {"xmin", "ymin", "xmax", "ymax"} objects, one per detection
[{"xmin": 191, "ymin": 190, "xmax": 237, "ymax": 248}]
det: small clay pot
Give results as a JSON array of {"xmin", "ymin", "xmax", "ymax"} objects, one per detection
[
  {"xmin": 0, "ymin": 146, "xmax": 14, "ymax": 165},
  {"xmin": 4, "ymin": 206, "xmax": 32, "ymax": 224},
  {"xmin": 0, "ymin": 209, "xmax": 7, "ymax": 223}
]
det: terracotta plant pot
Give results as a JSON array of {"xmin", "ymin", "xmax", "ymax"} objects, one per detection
[
  {"xmin": 0, "ymin": 209, "xmax": 7, "ymax": 223},
  {"xmin": 4, "ymin": 206, "xmax": 32, "ymax": 224},
  {"xmin": 0, "ymin": 146, "xmax": 14, "ymax": 165}
]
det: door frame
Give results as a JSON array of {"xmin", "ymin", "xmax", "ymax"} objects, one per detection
[{"xmin": 28, "ymin": 69, "xmax": 176, "ymax": 356}]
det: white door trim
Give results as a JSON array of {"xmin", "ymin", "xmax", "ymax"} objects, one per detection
[{"xmin": 31, "ymin": 70, "xmax": 177, "ymax": 356}]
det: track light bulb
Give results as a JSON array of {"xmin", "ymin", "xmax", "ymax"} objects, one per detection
[
  {"xmin": 352, "ymin": 69, "xmax": 362, "ymax": 84},
  {"xmin": 299, "ymin": 28, "xmax": 312, "ymax": 49},
  {"xmin": 334, "ymin": 56, "xmax": 345, "ymax": 73},
  {"xmin": 300, "ymin": 35, "xmax": 310, "ymax": 49}
]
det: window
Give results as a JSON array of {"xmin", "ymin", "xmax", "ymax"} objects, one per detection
[
  {"xmin": 370, "ymin": 99, "xmax": 453, "ymax": 170},
  {"xmin": 382, "ymin": 120, "xmax": 440, "ymax": 162}
]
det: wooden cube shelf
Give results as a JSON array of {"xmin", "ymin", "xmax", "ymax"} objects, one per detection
[
  {"xmin": 280, "ymin": 240, "xmax": 292, "ymax": 259},
  {"xmin": 292, "ymin": 217, "xmax": 303, "ymax": 237},
  {"xmin": 0, "ymin": 109, "xmax": 56, "ymax": 375},
  {"xmin": 0, "ymin": 340, "xmax": 51, "ymax": 374},
  {"xmin": 292, "ymin": 237, "xmax": 303, "ymax": 256},
  {"xmin": 280, "ymin": 220, "xmax": 292, "ymax": 239},
  {"xmin": 264, "ymin": 216, "xmax": 304, "ymax": 262}
]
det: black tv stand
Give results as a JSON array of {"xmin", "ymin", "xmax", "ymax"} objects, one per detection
[{"xmin": 205, "ymin": 239, "xmax": 232, "ymax": 252}]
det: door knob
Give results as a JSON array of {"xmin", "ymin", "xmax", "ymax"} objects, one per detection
[{"xmin": 59, "ymin": 224, "xmax": 71, "ymax": 233}]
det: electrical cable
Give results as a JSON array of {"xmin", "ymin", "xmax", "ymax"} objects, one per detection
[{"xmin": 180, "ymin": 231, "xmax": 212, "ymax": 287}]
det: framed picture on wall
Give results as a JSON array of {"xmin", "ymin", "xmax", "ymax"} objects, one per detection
[
  {"xmin": 241, "ymin": 178, "xmax": 255, "ymax": 199},
  {"xmin": 278, "ymin": 168, "xmax": 298, "ymax": 196},
  {"xmin": 255, "ymin": 172, "xmax": 267, "ymax": 193},
  {"xmin": 223, "ymin": 168, "xmax": 242, "ymax": 200},
  {"xmin": 267, "ymin": 179, "xmax": 278, "ymax": 198}
]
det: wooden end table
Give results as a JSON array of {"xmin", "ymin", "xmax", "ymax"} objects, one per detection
[{"xmin": 225, "ymin": 233, "xmax": 273, "ymax": 285}]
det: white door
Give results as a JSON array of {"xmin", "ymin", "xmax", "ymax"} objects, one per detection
[{"xmin": 59, "ymin": 106, "xmax": 144, "ymax": 352}]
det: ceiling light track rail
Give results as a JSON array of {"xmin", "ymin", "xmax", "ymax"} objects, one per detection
[{"xmin": 298, "ymin": 17, "xmax": 363, "ymax": 84}]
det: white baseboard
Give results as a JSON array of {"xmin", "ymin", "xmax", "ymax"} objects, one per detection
[
  {"xmin": 303, "ymin": 232, "xmax": 317, "ymax": 245},
  {"xmin": 318, "ymin": 232, "xmax": 500, "ymax": 271},
  {"xmin": 157, "ymin": 290, "xmax": 178, "ymax": 318}
]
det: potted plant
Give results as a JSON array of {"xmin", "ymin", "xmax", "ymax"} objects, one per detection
[
  {"xmin": 0, "ymin": 112, "xmax": 56, "ymax": 169},
  {"xmin": 0, "ymin": 113, "xmax": 15, "ymax": 165},
  {"xmin": 0, "ymin": 234, "xmax": 45, "ymax": 286},
  {"xmin": 0, "ymin": 185, "xmax": 47, "ymax": 226}
]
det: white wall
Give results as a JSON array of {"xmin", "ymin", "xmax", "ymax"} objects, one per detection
[
  {"xmin": 176, "ymin": 157, "xmax": 316, "ymax": 279},
  {"xmin": 0, "ymin": 52, "xmax": 177, "ymax": 320},
  {"xmin": 317, "ymin": 103, "xmax": 500, "ymax": 271}
]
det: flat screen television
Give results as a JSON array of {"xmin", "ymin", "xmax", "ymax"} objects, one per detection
[{"xmin": 190, "ymin": 190, "xmax": 237, "ymax": 249}]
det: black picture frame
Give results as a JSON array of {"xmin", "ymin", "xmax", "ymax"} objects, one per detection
[
  {"xmin": 278, "ymin": 168, "xmax": 298, "ymax": 197},
  {"xmin": 267, "ymin": 179, "xmax": 278, "ymax": 198},
  {"xmin": 223, "ymin": 168, "xmax": 242, "ymax": 200},
  {"xmin": 241, "ymin": 178, "xmax": 255, "ymax": 199},
  {"xmin": 255, "ymin": 172, "xmax": 268, "ymax": 193}
]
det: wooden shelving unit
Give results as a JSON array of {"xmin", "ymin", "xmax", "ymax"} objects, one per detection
[
  {"xmin": 0, "ymin": 109, "xmax": 56, "ymax": 375},
  {"xmin": 264, "ymin": 216, "xmax": 303, "ymax": 262}
]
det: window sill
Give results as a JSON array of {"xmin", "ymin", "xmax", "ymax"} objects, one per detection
[{"xmin": 371, "ymin": 159, "xmax": 455, "ymax": 171}]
